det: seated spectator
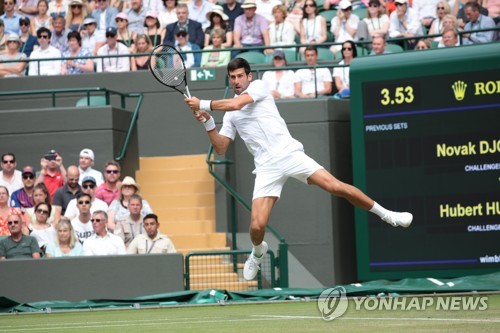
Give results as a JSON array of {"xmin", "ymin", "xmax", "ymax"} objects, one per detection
[
  {"xmin": 261, "ymin": 49, "xmax": 296, "ymax": 99},
  {"xmin": 256, "ymin": 0, "xmax": 282, "ymax": 23},
  {"xmin": 159, "ymin": 0, "xmax": 178, "ymax": 29},
  {"xmin": 0, "ymin": 213, "xmax": 40, "ymax": 259},
  {"xmin": 223, "ymin": 0, "xmax": 244, "ymax": 28},
  {"xmin": 24, "ymin": 183, "xmax": 56, "ymax": 227},
  {"xmin": 81, "ymin": 16, "xmax": 105, "ymax": 55},
  {"xmin": 144, "ymin": 10, "xmax": 165, "ymax": 47},
  {"xmin": 457, "ymin": 0, "xmax": 488, "ymax": 29},
  {"xmin": 95, "ymin": 161, "xmax": 121, "ymax": 205},
  {"xmin": 10, "ymin": 166, "xmax": 36, "ymax": 209},
  {"xmin": 388, "ymin": 0, "xmax": 423, "ymax": 49},
  {"xmin": 18, "ymin": 17, "xmax": 39, "ymax": 57},
  {"xmin": 204, "ymin": 5, "xmax": 233, "ymax": 48},
  {"xmin": 61, "ymin": 30, "xmax": 94, "ymax": 74},
  {"xmin": 78, "ymin": 149, "xmax": 104, "ymax": 186},
  {"xmin": 188, "ymin": 0, "xmax": 215, "ymax": 30},
  {"xmin": 439, "ymin": 27, "xmax": 459, "ymax": 46},
  {"xmin": 108, "ymin": 176, "xmax": 153, "ymax": 231},
  {"xmin": 0, "ymin": 187, "xmax": 23, "ymax": 236},
  {"xmin": 45, "ymin": 217, "xmax": 83, "ymax": 257},
  {"xmin": 114, "ymin": 194, "xmax": 145, "ymax": 247},
  {"xmin": 131, "ymin": 33, "xmax": 152, "ymax": 70},
  {"xmin": 127, "ymin": 213, "xmax": 176, "ymax": 254},
  {"xmin": 333, "ymin": 40, "xmax": 357, "ymax": 98},
  {"xmin": 36, "ymin": 149, "xmax": 67, "ymax": 199},
  {"xmin": 428, "ymin": 1, "xmax": 451, "ymax": 42},
  {"xmin": 357, "ymin": 0, "xmax": 390, "ymax": 44},
  {"xmin": 28, "ymin": 202, "xmax": 57, "ymax": 252},
  {"xmin": 268, "ymin": 4, "xmax": 296, "ymax": 49},
  {"xmin": 462, "ymin": 1, "xmax": 495, "ymax": 44},
  {"xmin": 163, "ymin": 4, "xmax": 204, "ymax": 49},
  {"xmin": 1, "ymin": 1, "xmax": 21, "ymax": 36},
  {"xmin": 70, "ymin": 192, "xmax": 94, "ymax": 243},
  {"xmin": 31, "ymin": 0, "xmax": 53, "ymax": 33},
  {"xmin": 441, "ymin": 14, "xmax": 459, "ymax": 32},
  {"xmin": 0, "ymin": 20, "xmax": 8, "ymax": 56},
  {"xmin": 52, "ymin": 165, "xmax": 82, "ymax": 221},
  {"xmin": 0, "ymin": 153, "xmax": 23, "ymax": 197},
  {"xmin": 92, "ymin": 0, "xmax": 118, "ymax": 32},
  {"xmin": 233, "ymin": 0, "xmax": 271, "ymax": 53},
  {"xmin": 85, "ymin": 0, "xmax": 97, "ymax": 14},
  {"xmin": 83, "ymin": 210, "xmax": 126, "ymax": 255},
  {"xmin": 294, "ymin": 45, "xmax": 332, "ymax": 98},
  {"xmin": 200, "ymin": 28, "xmax": 231, "ymax": 67},
  {"xmin": 65, "ymin": 0, "xmax": 88, "ymax": 32},
  {"xmin": 17, "ymin": 0, "xmax": 40, "ymax": 18},
  {"xmin": 412, "ymin": 0, "xmax": 440, "ymax": 30},
  {"xmin": 370, "ymin": 35, "xmax": 391, "ymax": 54},
  {"xmin": 96, "ymin": 27, "xmax": 131, "ymax": 72},
  {"xmin": 28, "ymin": 27, "xmax": 63, "ymax": 76},
  {"xmin": 299, "ymin": 0, "xmax": 327, "ymax": 54},
  {"xmin": 0, "ymin": 34, "xmax": 28, "ymax": 77},
  {"xmin": 414, "ymin": 38, "xmax": 431, "ymax": 49},
  {"xmin": 64, "ymin": 176, "xmax": 108, "ymax": 219},
  {"xmin": 286, "ymin": 0, "xmax": 305, "ymax": 34},
  {"xmin": 322, "ymin": 0, "xmax": 339, "ymax": 11},
  {"xmin": 48, "ymin": 0, "xmax": 69, "ymax": 19},
  {"xmin": 50, "ymin": 15, "xmax": 70, "ymax": 53},
  {"xmin": 330, "ymin": 0, "xmax": 360, "ymax": 53},
  {"xmin": 175, "ymin": 30, "xmax": 200, "ymax": 68},
  {"xmin": 116, "ymin": 12, "xmax": 137, "ymax": 53},
  {"xmin": 126, "ymin": 0, "xmax": 148, "ymax": 34},
  {"xmin": 482, "ymin": 0, "xmax": 500, "ymax": 20}
]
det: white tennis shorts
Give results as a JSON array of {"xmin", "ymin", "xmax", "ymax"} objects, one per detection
[{"xmin": 252, "ymin": 149, "xmax": 324, "ymax": 200}]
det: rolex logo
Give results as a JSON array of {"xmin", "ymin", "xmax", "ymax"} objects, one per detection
[{"xmin": 452, "ymin": 80, "xmax": 467, "ymax": 101}]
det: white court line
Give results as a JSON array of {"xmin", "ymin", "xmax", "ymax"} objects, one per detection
[{"xmin": 254, "ymin": 314, "xmax": 500, "ymax": 323}]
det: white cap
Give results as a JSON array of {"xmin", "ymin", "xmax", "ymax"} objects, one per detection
[{"xmin": 80, "ymin": 148, "xmax": 95, "ymax": 161}]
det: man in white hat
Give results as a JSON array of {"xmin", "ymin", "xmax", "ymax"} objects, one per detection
[
  {"xmin": 92, "ymin": 0, "xmax": 119, "ymax": 32},
  {"xmin": 78, "ymin": 148, "xmax": 104, "ymax": 187},
  {"xmin": 389, "ymin": 0, "xmax": 423, "ymax": 45},
  {"xmin": 329, "ymin": 0, "xmax": 360, "ymax": 53},
  {"xmin": 233, "ymin": 0, "xmax": 270, "ymax": 51},
  {"xmin": 188, "ymin": 0, "xmax": 215, "ymax": 30},
  {"xmin": 81, "ymin": 16, "xmax": 105, "ymax": 56}
]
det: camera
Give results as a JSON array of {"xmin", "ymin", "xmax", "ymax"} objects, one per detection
[{"xmin": 44, "ymin": 153, "xmax": 57, "ymax": 161}]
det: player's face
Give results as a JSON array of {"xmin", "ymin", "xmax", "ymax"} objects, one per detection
[{"xmin": 229, "ymin": 68, "xmax": 252, "ymax": 95}]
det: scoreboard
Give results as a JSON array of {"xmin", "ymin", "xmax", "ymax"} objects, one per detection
[{"xmin": 350, "ymin": 43, "xmax": 500, "ymax": 280}]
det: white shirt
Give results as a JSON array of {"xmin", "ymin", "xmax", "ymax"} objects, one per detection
[
  {"xmin": 294, "ymin": 67, "xmax": 332, "ymax": 95},
  {"xmin": 71, "ymin": 217, "xmax": 95, "ymax": 243},
  {"xmin": 389, "ymin": 8, "xmax": 423, "ymax": 37},
  {"xmin": 332, "ymin": 60, "xmax": 350, "ymax": 88},
  {"xmin": 82, "ymin": 30, "xmax": 106, "ymax": 54},
  {"xmin": 96, "ymin": 42, "xmax": 131, "ymax": 72},
  {"xmin": 219, "ymin": 80, "xmax": 302, "ymax": 169},
  {"xmin": 143, "ymin": 0, "xmax": 163, "ymax": 13},
  {"xmin": 64, "ymin": 197, "xmax": 109, "ymax": 219},
  {"xmin": 261, "ymin": 70, "xmax": 296, "ymax": 98},
  {"xmin": 78, "ymin": 167, "xmax": 104, "ymax": 186},
  {"xmin": 188, "ymin": 0, "xmax": 215, "ymax": 30},
  {"xmin": 256, "ymin": 0, "xmax": 282, "ymax": 22},
  {"xmin": 127, "ymin": 233, "xmax": 177, "ymax": 254},
  {"xmin": 269, "ymin": 21, "xmax": 296, "ymax": 47},
  {"xmin": 159, "ymin": 8, "xmax": 177, "ymax": 28},
  {"xmin": 0, "ymin": 170, "xmax": 23, "ymax": 201},
  {"xmin": 330, "ymin": 14, "xmax": 360, "ymax": 42},
  {"xmin": 412, "ymin": 0, "xmax": 440, "ymax": 20},
  {"xmin": 28, "ymin": 45, "xmax": 62, "ymax": 76},
  {"xmin": 30, "ymin": 225, "xmax": 57, "ymax": 248},
  {"xmin": 83, "ymin": 232, "xmax": 126, "ymax": 256}
]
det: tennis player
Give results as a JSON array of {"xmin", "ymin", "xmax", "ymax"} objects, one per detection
[{"xmin": 185, "ymin": 58, "xmax": 412, "ymax": 281}]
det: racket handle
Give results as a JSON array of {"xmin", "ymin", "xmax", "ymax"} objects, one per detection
[{"xmin": 185, "ymin": 85, "xmax": 192, "ymax": 98}]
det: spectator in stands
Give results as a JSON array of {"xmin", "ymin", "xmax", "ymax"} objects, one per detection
[
  {"xmin": 36, "ymin": 149, "xmax": 66, "ymax": 199},
  {"xmin": 261, "ymin": 49, "xmax": 295, "ymax": 99},
  {"xmin": 81, "ymin": 16, "xmax": 105, "ymax": 55},
  {"xmin": 0, "ymin": 213, "xmax": 40, "ymax": 259},
  {"xmin": 462, "ymin": 1, "xmax": 495, "ymax": 44},
  {"xmin": 439, "ymin": 27, "xmax": 459, "ymax": 46},
  {"xmin": 442, "ymin": 14, "xmax": 459, "ymax": 32},
  {"xmin": 188, "ymin": 0, "xmax": 214, "ymax": 30},
  {"xmin": 48, "ymin": 0, "xmax": 69, "ymax": 19},
  {"xmin": 29, "ymin": 202, "xmax": 56, "ymax": 252},
  {"xmin": 174, "ymin": 30, "xmax": 200, "ymax": 68},
  {"xmin": 31, "ymin": 0, "xmax": 53, "ymax": 33},
  {"xmin": 25, "ymin": 183, "xmax": 56, "ymax": 227},
  {"xmin": 294, "ymin": 45, "xmax": 332, "ymax": 98},
  {"xmin": 0, "ymin": 153, "xmax": 23, "ymax": 197},
  {"xmin": 92, "ymin": 0, "xmax": 118, "ymax": 32},
  {"xmin": 84, "ymin": 0, "xmax": 97, "ymax": 14},
  {"xmin": 200, "ymin": 28, "xmax": 231, "ymax": 67},
  {"xmin": 83, "ymin": 210, "xmax": 126, "ymax": 255},
  {"xmin": 78, "ymin": 149, "xmax": 104, "ymax": 186},
  {"xmin": 233, "ymin": 0, "xmax": 271, "ymax": 53},
  {"xmin": 457, "ymin": 0, "xmax": 488, "ymax": 29},
  {"xmin": 64, "ymin": 176, "xmax": 108, "ymax": 219},
  {"xmin": 330, "ymin": 0, "xmax": 360, "ymax": 53},
  {"xmin": 256, "ymin": 0, "xmax": 282, "ymax": 23},
  {"xmin": 0, "ymin": 21, "xmax": 8, "ymax": 56},
  {"xmin": 65, "ymin": 0, "xmax": 88, "ymax": 31},
  {"xmin": 0, "ymin": 187, "xmax": 23, "ymax": 236},
  {"xmin": 116, "ymin": 12, "xmax": 137, "ymax": 52},
  {"xmin": 96, "ymin": 26, "xmax": 131, "ymax": 72},
  {"xmin": 52, "ymin": 165, "xmax": 81, "ymax": 221},
  {"xmin": 428, "ymin": 1, "xmax": 451, "ymax": 42},
  {"xmin": 223, "ymin": 0, "xmax": 244, "ymax": 28},
  {"xmin": 50, "ymin": 15, "xmax": 70, "ymax": 53},
  {"xmin": 61, "ymin": 30, "xmax": 94, "ymax": 74},
  {"xmin": 126, "ymin": 0, "xmax": 148, "ymax": 34},
  {"xmin": 114, "ymin": 194, "xmax": 144, "ymax": 247},
  {"xmin": 204, "ymin": 5, "xmax": 233, "ymax": 48},
  {"xmin": 45, "ymin": 217, "xmax": 83, "ymax": 256},
  {"xmin": 70, "ymin": 192, "xmax": 94, "ymax": 243},
  {"xmin": 268, "ymin": 4, "xmax": 296, "ymax": 49},
  {"xmin": 414, "ymin": 38, "xmax": 431, "ymax": 49},
  {"xmin": 0, "ymin": 34, "xmax": 28, "ymax": 77},
  {"xmin": 144, "ymin": 10, "xmax": 165, "ymax": 47},
  {"xmin": 286, "ymin": 0, "xmax": 305, "ymax": 34},
  {"xmin": 127, "ymin": 213, "xmax": 176, "ymax": 254},
  {"xmin": 299, "ymin": 0, "xmax": 327, "ymax": 54},
  {"xmin": 19, "ymin": 16, "xmax": 39, "ymax": 57},
  {"xmin": 17, "ymin": 0, "xmax": 39, "ymax": 19},
  {"xmin": 388, "ymin": 0, "xmax": 423, "ymax": 49},
  {"xmin": 322, "ymin": 0, "xmax": 339, "ymax": 11},
  {"xmin": 482, "ymin": 0, "xmax": 500, "ymax": 21},
  {"xmin": 10, "ymin": 166, "xmax": 36, "ymax": 209},
  {"xmin": 108, "ymin": 176, "xmax": 153, "ymax": 231},
  {"xmin": 357, "ymin": 0, "xmax": 390, "ymax": 44},
  {"xmin": 370, "ymin": 35, "xmax": 390, "ymax": 54},
  {"xmin": 333, "ymin": 40, "xmax": 357, "ymax": 97},
  {"xmin": 28, "ymin": 27, "xmax": 63, "ymax": 75},
  {"xmin": 412, "ymin": 0, "xmax": 441, "ymax": 30},
  {"xmin": 1, "ymin": 0, "xmax": 21, "ymax": 35},
  {"xmin": 131, "ymin": 33, "xmax": 152, "ymax": 70},
  {"xmin": 163, "ymin": 4, "xmax": 204, "ymax": 49},
  {"xmin": 159, "ymin": 0, "xmax": 178, "ymax": 29},
  {"xmin": 95, "ymin": 161, "xmax": 121, "ymax": 205}
]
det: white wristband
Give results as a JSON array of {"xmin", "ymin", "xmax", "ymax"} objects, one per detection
[
  {"xmin": 199, "ymin": 100, "xmax": 212, "ymax": 112},
  {"xmin": 203, "ymin": 117, "xmax": 216, "ymax": 132}
]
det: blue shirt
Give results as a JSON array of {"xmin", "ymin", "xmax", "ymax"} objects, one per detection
[
  {"xmin": 1, "ymin": 13, "xmax": 21, "ymax": 34},
  {"xmin": 20, "ymin": 34, "xmax": 39, "ymax": 57}
]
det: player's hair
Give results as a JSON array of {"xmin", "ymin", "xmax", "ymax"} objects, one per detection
[{"xmin": 227, "ymin": 58, "xmax": 251, "ymax": 75}]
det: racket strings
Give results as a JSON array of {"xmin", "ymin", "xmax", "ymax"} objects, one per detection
[{"xmin": 150, "ymin": 46, "xmax": 186, "ymax": 87}]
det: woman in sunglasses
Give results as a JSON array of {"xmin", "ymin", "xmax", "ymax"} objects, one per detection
[
  {"xmin": 116, "ymin": 12, "xmax": 137, "ymax": 53},
  {"xmin": 299, "ymin": 0, "xmax": 327, "ymax": 54},
  {"xmin": 428, "ymin": 1, "xmax": 451, "ymax": 42},
  {"xmin": 0, "ymin": 186, "xmax": 24, "ymax": 236},
  {"xmin": 25, "ymin": 183, "xmax": 56, "ymax": 228},
  {"xmin": 29, "ymin": 203, "xmax": 56, "ymax": 254},
  {"xmin": 45, "ymin": 218, "xmax": 83, "ymax": 257},
  {"xmin": 333, "ymin": 40, "xmax": 357, "ymax": 98},
  {"xmin": 65, "ymin": 0, "xmax": 88, "ymax": 31}
]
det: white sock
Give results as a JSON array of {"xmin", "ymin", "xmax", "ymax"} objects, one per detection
[
  {"xmin": 253, "ymin": 243, "xmax": 264, "ymax": 257},
  {"xmin": 369, "ymin": 202, "xmax": 390, "ymax": 219}
]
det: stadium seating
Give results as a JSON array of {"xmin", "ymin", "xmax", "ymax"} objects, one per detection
[
  {"xmin": 75, "ymin": 96, "xmax": 108, "ymax": 107},
  {"xmin": 236, "ymin": 52, "xmax": 267, "ymax": 64}
]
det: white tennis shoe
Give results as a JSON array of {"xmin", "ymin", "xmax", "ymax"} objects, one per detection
[
  {"xmin": 382, "ymin": 212, "xmax": 413, "ymax": 228},
  {"xmin": 243, "ymin": 241, "xmax": 268, "ymax": 281}
]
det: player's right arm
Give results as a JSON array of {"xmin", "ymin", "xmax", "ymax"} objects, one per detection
[{"xmin": 194, "ymin": 110, "xmax": 232, "ymax": 155}]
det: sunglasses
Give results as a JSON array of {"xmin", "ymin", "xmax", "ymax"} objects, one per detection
[
  {"xmin": 23, "ymin": 174, "xmax": 35, "ymax": 180},
  {"xmin": 20, "ymin": 22, "xmax": 30, "ymax": 26},
  {"xmin": 78, "ymin": 200, "xmax": 91, "ymax": 205},
  {"xmin": 38, "ymin": 35, "xmax": 49, "ymax": 39},
  {"xmin": 396, "ymin": 3, "xmax": 405, "ymax": 6},
  {"xmin": 342, "ymin": 47, "xmax": 353, "ymax": 51},
  {"xmin": 82, "ymin": 184, "xmax": 95, "ymax": 189},
  {"xmin": 2, "ymin": 160, "xmax": 15, "ymax": 164},
  {"xmin": 304, "ymin": 3, "xmax": 316, "ymax": 7},
  {"xmin": 91, "ymin": 218, "xmax": 104, "ymax": 223},
  {"xmin": 369, "ymin": 4, "xmax": 379, "ymax": 7},
  {"xmin": 7, "ymin": 220, "xmax": 20, "ymax": 225},
  {"xmin": 36, "ymin": 209, "xmax": 49, "ymax": 215},
  {"xmin": 4, "ymin": 1, "xmax": 14, "ymax": 4},
  {"xmin": 437, "ymin": 6, "xmax": 445, "ymax": 9},
  {"xmin": 106, "ymin": 170, "xmax": 119, "ymax": 174},
  {"xmin": 116, "ymin": 18, "xmax": 126, "ymax": 22},
  {"xmin": 71, "ymin": 4, "xmax": 82, "ymax": 9}
]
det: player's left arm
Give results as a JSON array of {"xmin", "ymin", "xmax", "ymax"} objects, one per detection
[{"xmin": 185, "ymin": 93, "xmax": 254, "ymax": 112}]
